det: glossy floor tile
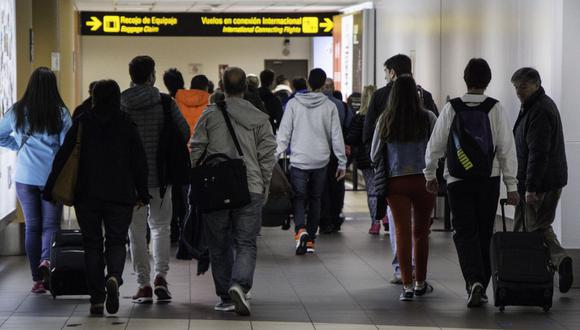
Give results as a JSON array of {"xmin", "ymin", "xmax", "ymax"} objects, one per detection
[{"xmin": 0, "ymin": 192, "xmax": 578, "ymax": 329}]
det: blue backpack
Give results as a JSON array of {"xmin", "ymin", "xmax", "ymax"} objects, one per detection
[{"xmin": 447, "ymin": 97, "xmax": 498, "ymax": 179}]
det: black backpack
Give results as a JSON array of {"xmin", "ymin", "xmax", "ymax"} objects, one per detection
[
  {"xmin": 447, "ymin": 97, "xmax": 497, "ymax": 179},
  {"xmin": 158, "ymin": 93, "xmax": 191, "ymax": 194}
]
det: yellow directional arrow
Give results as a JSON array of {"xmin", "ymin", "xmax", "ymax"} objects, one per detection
[
  {"xmin": 86, "ymin": 16, "xmax": 102, "ymax": 31},
  {"xmin": 319, "ymin": 18, "xmax": 334, "ymax": 33}
]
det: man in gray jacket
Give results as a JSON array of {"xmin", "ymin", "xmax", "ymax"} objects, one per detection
[
  {"xmin": 121, "ymin": 56, "xmax": 190, "ymax": 304},
  {"xmin": 190, "ymin": 67, "xmax": 277, "ymax": 316},
  {"xmin": 276, "ymin": 68, "xmax": 347, "ymax": 255}
]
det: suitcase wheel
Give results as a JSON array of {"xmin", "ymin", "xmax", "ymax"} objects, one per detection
[
  {"xmin": 543, "ymin": 305, "xmax": 550, "ymax": 312},
  {"xmin": 499, "ymin": 306, "xmax": 505, "ymax": 312}
]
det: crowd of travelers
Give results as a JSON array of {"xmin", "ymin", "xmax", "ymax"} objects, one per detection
[{"xmin": 0, "ymin": 52, "xmax": 573, "ymax": 316}]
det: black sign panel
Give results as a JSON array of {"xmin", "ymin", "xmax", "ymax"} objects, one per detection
[{"xmin": 80, "ymin": 12, "xmax": 337, "ymax": 37}]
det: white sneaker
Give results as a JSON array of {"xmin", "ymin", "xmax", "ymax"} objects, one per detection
[
  {"xmin": 228, "ymin": 284, "xmax": 250, "ymax": 316},
  {"xmin": 214, "ymin": 301, "xmax": 235, "ymax": 312}
]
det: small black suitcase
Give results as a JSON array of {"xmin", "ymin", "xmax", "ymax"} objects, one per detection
[
  {"xmin": 490, "ymin": 199, "xmax": 554, "ymax": 312},
  {"xmin": 49, "ymin": 229, "xmax": 89, "ymax": 299}
]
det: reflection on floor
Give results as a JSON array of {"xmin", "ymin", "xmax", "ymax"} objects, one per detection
[{"xmin": 0, "ymin": 191, "xmax": 578, "ymax": 329}]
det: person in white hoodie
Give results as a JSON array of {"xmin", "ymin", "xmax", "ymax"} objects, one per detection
[
  {"xmin": 276, "ymin": 68, "xmax": 347, "ymax": 255},
  {"xmin": 424, "ymin": 58, "xmax": 519, "ymax": 308}
]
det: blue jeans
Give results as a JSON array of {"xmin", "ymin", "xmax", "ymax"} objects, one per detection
[
  {"xmin": 204, "ymin": 193, "xmax": 264, "ymax": 302},
  {"xmin": 16, "ymin": 183, "xmax": 62, "ymax": 281},
  {"xmin": 290, "ymin": 166, "xmax": 327, "ymax": 239}
]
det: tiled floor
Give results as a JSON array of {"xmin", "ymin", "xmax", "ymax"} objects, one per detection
[{"xmin": 0, "ymin": 191, "xmax": 579, "ymax": 329}]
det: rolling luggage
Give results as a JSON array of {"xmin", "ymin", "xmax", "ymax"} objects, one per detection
[
  {"xmin": 49, "ymin": 229, "xmax": 89, "ymax": 299},
  {"xmin": 490, "ymin": 199, "xmax": 554, "ymax": 312},
  {"xmin": 262, "ymin": 163, "xmax": 293, "ymax": 227}
]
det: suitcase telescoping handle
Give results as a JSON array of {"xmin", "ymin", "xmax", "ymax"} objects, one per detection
[{"xmin": 499, "ymin": 198, "xmax": 526, "ymax": 233}]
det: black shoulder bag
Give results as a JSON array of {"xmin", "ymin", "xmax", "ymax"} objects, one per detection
[{"xmin": 189, "ymin": 101, "xmax": 251, "ymax": 213}]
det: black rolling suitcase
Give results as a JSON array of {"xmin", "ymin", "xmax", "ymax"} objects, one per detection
[
  {"xmin": 490, "ymin": 199, "xmax": 554, "ymax": 312},
  {"xmin": 49, "ymin": 229, "xmax": 89, "ymax": 299}
]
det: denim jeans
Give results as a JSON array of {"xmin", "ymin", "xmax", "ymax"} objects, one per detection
[
  {"xmin": 129, "ymin": 187, "xmax": 173, "ymax": 286},
  {"xmin": 75, "ymin": 201, "xmax": 133, "ymax": 304},
  {"xmin": 15, "ymin": 183, "xmax": 62, "ymax": 281},
  {"xmin": 290, "ymin": 166, "xmax": 328, "ymax": 239},
  {"xmin": 204, "ymin": 193, "xmax": 264, "ymax": 302}
]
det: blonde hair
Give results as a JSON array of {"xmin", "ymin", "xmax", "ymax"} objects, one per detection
[{"xmin": 358, "ymin": 85, "xmax": 376, "ymax": 115}]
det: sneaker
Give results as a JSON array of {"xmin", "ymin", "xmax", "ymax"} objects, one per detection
[
  {"xmin": 306, "ymin": 240, "xmax": 315, "ymax": 254},
  {"xmin": 400, "ymin": 287, "xmax": 414, "ymax": 301},
  {"xmin": 245, "ymin": 291, "xmax": 252, "ymax": 300},
  {"xmin": 228, "ymin": 284, "xmax": 250, "ymax": 316},
  {"xmin": 293, "ymin": 228, "xmax": 306, "ymax": 241},
  {"xmin": 90, "ymin": 303, "xmax": 104, "ymax": 316},
  {"xmin": 214, "ymin": 301, "xmax": 235, "ymax": 312},
  {"xmin": 295, "ymin": 230, "xmax": 308, "ymax": 255},
  {"xmin": 31, "ymin": 281, "xmax": 47, "ymax": 294},
  {"xmin": 368, "ymin": 223, "xmax": 380, "ymax": 235},
  {"xmin": 154, "ymin": 275, "xmax": 172, "ymax": 301},
  {"xmin": 390, "ymin": 274, "xmax": 403, "ymax": 284},
  {"xmin": 558, "ymin": 256, "xmax": 574, "ymax": 293},
  {"xmin": 414, "ymin": 282, "xmax": 434, "ymax": 296},
  {"xmin": 105, "ymin": 277, "xmax": 119, "ymax": 314},
  {"xmin": 132, "ymin": 286, "xmax": 153, "ymax": 304},
  {"xmin": 382, "ymin": 216, "xmax": 389, "ymax": 232},
  {"xmin": 467, "ymin": 282, "xmax": 484, "ymax": 308},
  {"xmin": 38, "ymin": 260, "xmax": 50, "ymax": 289},
  {"xmin": 481, "ymin": 294, "xmax": 489, "ymax": 304}
]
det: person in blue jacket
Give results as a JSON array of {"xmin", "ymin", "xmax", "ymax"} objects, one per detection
[{"xmin": 0, "ymin": 67, "xmax": 72, "ymax": 294}]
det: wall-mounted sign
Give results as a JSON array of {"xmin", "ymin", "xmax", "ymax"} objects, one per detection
[{"xmin": 80, "ymin": 12, "xmax": 337, "ymax": 37}]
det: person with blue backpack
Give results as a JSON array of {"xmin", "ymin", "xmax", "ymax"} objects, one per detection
[{"xmin": 424, "ymin": 58, "xmax": 519, "ymax": 308}]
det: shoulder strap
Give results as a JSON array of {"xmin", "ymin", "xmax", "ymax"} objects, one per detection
[
  {"xmin": 449, "ymin": 98, "xmax": 467, "ymax": 113},
  {"xmin": 17, "ymin": 129, "xmax": 33, "ymax": 154},
  {"xmin": 217, "ymin": 101, "xmax": 244, "ymax": 157},
  {"xmin": 478, "ymin": 97, "xmax": 499, "ymax": 114}
]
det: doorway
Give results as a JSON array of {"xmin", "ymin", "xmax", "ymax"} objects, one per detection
[{"xmin": 264, "ymin": 60, "xmax": 309, "ymax": 82}]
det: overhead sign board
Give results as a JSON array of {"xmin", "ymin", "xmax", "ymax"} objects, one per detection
[{"xmin": 80, "ymin": 12, "xmax": 337, "ymax": 37}]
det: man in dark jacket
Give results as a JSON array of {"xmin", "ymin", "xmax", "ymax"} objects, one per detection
[
  {"xmin": 258, "ymin": 69, "xmax": 284, "ymax": 133},
  {"xmin": 362, "ymin": 54, "xmax": 438, "ymax": 147},
  {"xmin": 511, "ymin": 67, "xmax": 572, "ymax": 293},
  {"xmin": 121, "ymin": 56, "xmax": 190, "ymax": 304}
]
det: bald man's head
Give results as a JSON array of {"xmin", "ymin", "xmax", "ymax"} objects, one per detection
[{"xmin": 224, "ymin": 67, "xmax": 247, "ymax": 97}]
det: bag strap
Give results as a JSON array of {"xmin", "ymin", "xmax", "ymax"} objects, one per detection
[
  {"xmin": 217, "ymin": 100, "xmax": 244, "ymax": 157},
  {"xmin": 17, "ymin": 129, "xmax": 33, "ymax": 154}
]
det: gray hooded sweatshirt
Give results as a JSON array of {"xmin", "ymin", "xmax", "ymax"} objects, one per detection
[
  {"xmin": 189, "ymin": 97, "xmax": 277, "ymax": 195},
  {"xmin": 121, "ymin": 85, "xmax": 190, "ymax": 188},
  {"xmin": 276, "ymin": 92, "xmax": 346, "ymax": 170}
]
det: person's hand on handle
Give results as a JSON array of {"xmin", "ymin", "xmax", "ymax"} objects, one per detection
[{"xmin": 506, "ymin": 191, "xmax": 520, "ymax": 205}]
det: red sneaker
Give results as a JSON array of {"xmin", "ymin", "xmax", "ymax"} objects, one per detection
[
  {"xmin": 132, "ymin": 286, "xmax": 153, "ymax": 304},
  {"xmin": 368, "ymin": 223, "xmax": 381, "ymax": 235},
  {"xmin": 31, "ymin": 281, "xmax": 47, "ymax": 294}
]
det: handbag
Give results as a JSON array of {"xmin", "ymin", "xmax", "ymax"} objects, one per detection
[
  {"xmin": 190, "ymin": 102, "xmax": 251, "ymax": 212},
  {"xmin": 51, "ymin": 124, "xmax": 82, "ymax": 206}
]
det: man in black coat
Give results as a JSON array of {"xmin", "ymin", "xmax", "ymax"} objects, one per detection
[
  {"xmin": 511, "ymin": 67, "xmax": 573, "ymax": 293},
  {"xmin": 362, "ymin": 54, "xmax": 438, "ymax": 148},
  {"xmin": 258, "ymin": 69, "xmax": 284, "ymax": 133}
]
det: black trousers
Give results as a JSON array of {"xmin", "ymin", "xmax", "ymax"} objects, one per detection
[
  {"xmin": 447, "ymin": 177, "xmax": 500, "ymax": 291},
  {"xmin": 171, "ymin": 185, "xmax": 189, "ymax": 242},
  {"xmin": 75, "ymin": 201, "xmax": 133, "ymax": 304},
  {"xmin": 320, "ymin": 154, "xmax": 346, "ymax": 229}
]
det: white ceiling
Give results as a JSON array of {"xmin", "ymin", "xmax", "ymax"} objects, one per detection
[{"xmin": 74, "ymin": 0, "xmax": 372, "ymax": 13}]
